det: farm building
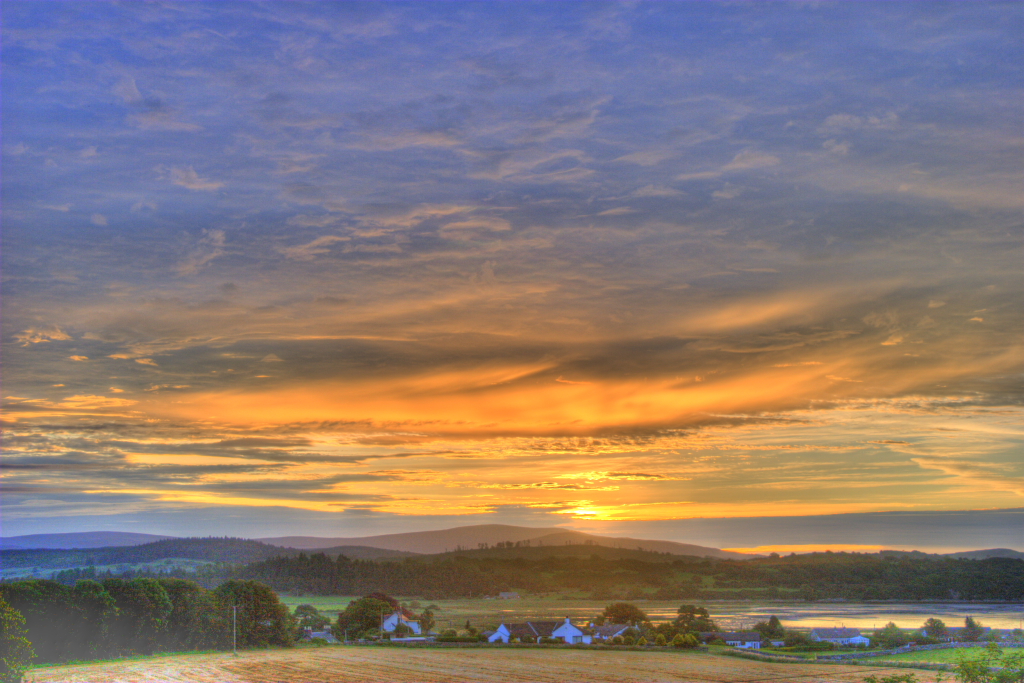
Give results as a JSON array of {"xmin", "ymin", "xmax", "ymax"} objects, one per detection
[
  {"xmin": 489, "ymin": 617, "xmax": 591, "ymax": 644},
  {"xmin": 700, "ymin": 631, "xmax": 763, "ymax": 649},
  {"xmin": 809, "ymin": 628, "xmax": 870, "ymax": 646}
]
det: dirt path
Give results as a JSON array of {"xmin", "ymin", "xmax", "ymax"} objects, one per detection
[{"xmin": 27, "ymin": 647, "xmax": 946, "ymax": 683}]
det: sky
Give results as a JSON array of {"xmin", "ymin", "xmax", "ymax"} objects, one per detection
[{"xmin": 2, "ymin": 1, "xmax": 1022, "ymax": 553}]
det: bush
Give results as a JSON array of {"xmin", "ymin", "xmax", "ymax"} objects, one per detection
[
  {"xmin": 672, "ymin": 633, "xmax": 700, "ymax": 649},
  {"xmin": 655, "ymin": 634, "xmax": 667, "ymax": 646},
  {"xmin": 636, "ymin": 637, "xmax": 648, "ymax": 646}
]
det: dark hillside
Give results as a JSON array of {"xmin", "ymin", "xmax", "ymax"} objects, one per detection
[{"xmin": 0, "ymin": 537, "xmax": 415, "ymax": 571}]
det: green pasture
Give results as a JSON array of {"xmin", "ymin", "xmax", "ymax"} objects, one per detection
[{"xmin": 870, "ymin": 647, "xmax": 992, "ymax": 665}]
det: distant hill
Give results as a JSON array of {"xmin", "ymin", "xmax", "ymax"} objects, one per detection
[
  {"xmin": 260, "ymin": 524, "xmax": 753, "ymax": 559},
  {"xmin": 879, "ymin": 548, "xmax": 1024, "ymax": 561},
  {"xmin": 0, "ymin": 537, "xmax": 416, "ymax": 572},
  {"xmin": 943, "ymin": 548, "xmax": 1024, "ymax": 560},
  {"xmin": 0, "ymin": 531, "xmax": 176, "ymax": 550}
]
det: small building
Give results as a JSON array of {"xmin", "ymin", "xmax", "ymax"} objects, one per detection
[
  {"xmin": 809, "ymin": 628, "xmax": 870, "ymax": 647},
  {"xmin": 498, "ymin": 591, "xmax": 521, "ymax": 599},
  {"xmin": 489, "ymin": 617, "xmax": 591, "ymax": 644},
  {"xmin": 299, "ymin": 628, "xmax": 340, "ymax": 644},
  {"xmin": 701, "ymin": 631, "xmax": 763, "ymax": 649},
  {"xmin": 382, "ymin": 609, "xmax": 422, "ymax": 635},
  {"xmin": 590, "ymin": 623, "xmax": 632, "ymax": 642}
]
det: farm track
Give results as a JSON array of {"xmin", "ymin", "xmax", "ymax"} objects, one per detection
[{"xmin": 27, "ymin": 647, "xmax": 948, "ymax": 683}]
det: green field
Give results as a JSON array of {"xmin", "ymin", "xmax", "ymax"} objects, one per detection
[{"xmin": 870, "ymin": 646, "xmax": 992, "ymax": 664}]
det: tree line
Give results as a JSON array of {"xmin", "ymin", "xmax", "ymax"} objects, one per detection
[
  {"xmin": 127, "ymin": 550, "xmax": 1023, "ymax": 601},
  {"xmin": 0, "ymin": 577, "xmax": 292, "ymax": 666}
]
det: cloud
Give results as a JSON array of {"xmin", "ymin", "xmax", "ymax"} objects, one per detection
[
  {"xmin": 112, "ymin": 75, "xmax": 142, "ymax": 103},
  {"xmin": 170, "ymin": 166, "xmax": 223, "ymax": 191},
  {"xmin": 177, "ymin": 229, "xmax": 226, "ymax": 274},
  {"xmin": 615, "ymin": 150, "xmax": 676, "ymax": 166},
  {"xmin": 90, "ymin": 213, "xmax": 108, "ymax": 226},
  {"xmin": 69, "ymin": 355, "xmax": 89, "ymax": 361},
  {"xmin": 278, "ymin": 235, "xmax": 349, "ymax": 260},
  {"xmin": 722, "ymin": 149, "xmax": 780, "ymax": 171},
  {"xmin": 14, "ymin": 327, "xmax": 72, "ymax": 346}
]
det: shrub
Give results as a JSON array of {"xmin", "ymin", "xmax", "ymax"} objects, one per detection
[
  {"xmin": 655, "ymin": 634, "xmax": 667, "ymax": 646},
  {"xmin": 672, "ymin": 633, "xmax": 700, "ymax": 649},
  {"xmin": 636, "ymin": 637, "xmax": 648, "ymax": 646}
]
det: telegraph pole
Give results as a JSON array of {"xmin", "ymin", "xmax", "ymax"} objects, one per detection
[{"xmin": 233, "ymin": 605, "xmax": 237, "ymax": 655}]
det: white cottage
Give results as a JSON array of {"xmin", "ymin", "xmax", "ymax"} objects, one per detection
[
  {"xmin": 809, "ymin": 627, "xmax": 870, "ymax": 646},
  {"xmin": 489, "ymin": 617, "xmax": 591, "ymax": 644},
  {"xmin": 382, "ymin": 610, "xmax": 422, "ymax": 635}
]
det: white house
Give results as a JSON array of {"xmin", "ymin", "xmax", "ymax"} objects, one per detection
[
  {"xmin": 382, "ymin": 610, "xmax": 422, "ymax": 635},
  {"xmin": 702, "ymin": 631, "xmax": 762, "ymax": 649},
  {"xmin": 489, "ymin": 618, "xmax": 591, "ymax": 644},
  {"xmin": 809, "ymin": 627, "xmax": 870, "ymax": 646}
]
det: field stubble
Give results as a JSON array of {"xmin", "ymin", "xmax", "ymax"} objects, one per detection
[{"xmin": 27, "ymin": 646, "xmax": 950, "ymax": 683}]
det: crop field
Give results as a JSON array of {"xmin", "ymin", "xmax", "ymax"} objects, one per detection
[{"xmin": 27, "ymin": 646, "xmax": 950, "ymax": 683}]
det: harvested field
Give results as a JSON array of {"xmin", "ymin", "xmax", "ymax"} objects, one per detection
[{"xmin": 28, "ymin": 646, "xmax": 947, "ymax": 683}]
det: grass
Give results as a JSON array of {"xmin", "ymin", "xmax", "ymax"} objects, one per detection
[{"xmin": 869, "ymin": 647, "xmax": 992, "ymax": 664}]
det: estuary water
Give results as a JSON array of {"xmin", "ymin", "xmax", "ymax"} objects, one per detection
[{"xmin": 667, "ymin": 602, "xmax": 1024, "ymax": 631}]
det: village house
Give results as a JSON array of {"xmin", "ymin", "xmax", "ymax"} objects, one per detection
[
  {"xmin": 700, "ymin": 631, "xmax": 763, "ymax": 649},
  {"xmin": 809, "ymin": 627, "xmax": 870, "ymax": 646},
  {"xmin": 488, "ymin": 617, "xmax": 591, "ymax": 644},
  {"xmin": 382, "ymin": 609, "xmax": 422, "ymax": 635},
  {"xmin": 589, "ymin": 623, "xmax": 632, "ymax": 642},
  {"xmin": 298, "ymin": 628, "xmax": 339, "ymax": 644}
]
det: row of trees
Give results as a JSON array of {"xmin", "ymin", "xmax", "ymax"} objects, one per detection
[
  {"xmin": 0, "ymin": 578, "xmax": 292, "ymax": 665},
  {"xmin": 150, "ymin": 550, "xmax": 1022, "ymax": 601}
]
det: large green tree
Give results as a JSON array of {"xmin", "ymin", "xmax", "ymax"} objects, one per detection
[
  {"xmin": 674, "ymin": 605, "xmax": 716, "ymax": 633},
  {"xmin": 922, "ymin": 617, "xmax": 948, "ymax": 640},
  {"xmin": 0, "ymin": 597, "xmax": 34, "ymax": 683},
  {"xmin": 213, "ymin": 580, "xmax": 293, "ymax": 649},
  {"xmin": 102, "ymin": 578, "xmax": 174, "ymax": 655},
  {"xmin": 962, "ymin": 616, "xmax": 985, "ymax": 642},
  {"xmin": 873, "ymin": 622, "xmax": 910, "ymax": 649},
  {"xmin": 754, "ymin": 615, "xmax": 785, "ymax": 640},
  {"xmin": 335, "ymin": 596, "xmax": 395, "ymax": 638},
  {"xmin": 601, "ymin": 603, "xmax": 648, "ymax": 625},
  {"xmin": 158, "ymin": 578, "xmax": 224, "ymax": 651}
]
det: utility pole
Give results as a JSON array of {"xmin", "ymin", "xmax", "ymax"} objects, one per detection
[{"xmin": 233, "ymin": 605, "xmax": 237, "ymax": 655}]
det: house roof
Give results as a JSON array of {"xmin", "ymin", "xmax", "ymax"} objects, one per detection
[
  {"xmin": 593, "ymin": 624, "xmax": 630, "ymax": 637},
  {"xmin": 810, "ymin": 628, "xmax": 864, "ymax": 638},
  {"xmin": 502, "ymin": 620, "xmax": 567, "ymax": 638}
]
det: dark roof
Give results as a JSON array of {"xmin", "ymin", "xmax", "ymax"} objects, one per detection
[
  {"xmin": 527, "ymin": 621, "xmax": 562, "ymax": 636},
  {"xmin": 593, "ymin": 624, "xmax": 630, "ymax": 637},
  {"xmin": 810, "ymin": 628, "xmax": 864, "ymax": 638},
  {"xmin": 503, "ymin": 620, "xmax": 567, "ymax": 638}
]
